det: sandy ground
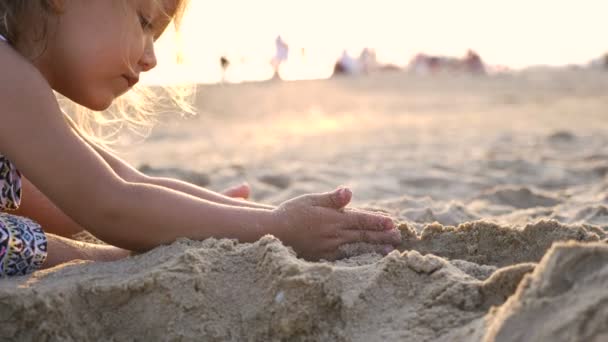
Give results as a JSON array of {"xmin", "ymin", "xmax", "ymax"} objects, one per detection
[{"xmin": 2, "ymin": 69, "xmax": 608, "ymax": 341}]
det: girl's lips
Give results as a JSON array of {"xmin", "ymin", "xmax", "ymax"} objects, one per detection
[{"xmin": 123, "ymin": 75, "xmax": 139, "ymax": 87}]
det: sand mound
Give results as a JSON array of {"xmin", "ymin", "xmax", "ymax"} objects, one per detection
[
  {"xmin": 0, "ymin": 236, "xmax": 522, "ymax": 341},
  {"xmin": 1, "ymin": 219, "xmax": 603, "ymax": 341},
  {"xmin": 484, "ymin": 241, "xmax": 608, "ymax": 342},
  {"xmin": 398, "ymin": 219, "xmax": 600, "ymax": 267}
]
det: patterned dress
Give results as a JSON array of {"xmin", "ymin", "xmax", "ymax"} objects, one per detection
[
  {"xmin": 0, "ymin": 154, "xmax": 21, "ymax": 210},
  {"xmin": 0, "ymin": 154, "xmax": 48, "ymax": 277}
]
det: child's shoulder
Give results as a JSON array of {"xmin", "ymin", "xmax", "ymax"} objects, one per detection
[
  {"xmin": 0, "ymin": 44, "xmax": 63, "ymax": 148},
  {"xmin": 0, "ymin": 44, "xmax": 54, "ymax": 96}
]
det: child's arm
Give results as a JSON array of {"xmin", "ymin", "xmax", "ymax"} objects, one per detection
[
  {"xmin": 0, "ymin": 47, "xmax": 399, "ymax": 260},
  {"xmin": 10, "ymin": 176, "xmax": 85, "ymax": 238},
  {"xmin": 12, "ymin": 174, "xmax": 261, "ymax": 239},
  {"xmin": 43, "ymin": 233, "xmax": 131, "ymax": 268}
]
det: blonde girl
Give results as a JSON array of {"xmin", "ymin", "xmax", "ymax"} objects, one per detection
[{"xmin": 0, "ymin": 0, "xmax": 401, "ymax": 277}]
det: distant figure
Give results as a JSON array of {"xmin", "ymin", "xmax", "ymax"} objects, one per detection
[
  {"xmin": 358, "ymin": 48, "xmax": 377, "ymax": 74},
  {"xmin": 463, "ymin": 49, "xmax": 486, "ymax": 74},
  {"xmin": 220, "ymin": 56, "xmax": 230, "ymax": 70},
  {"xmin": 409, "ymin": 53, "xmax": 430, "ymax": 74},
  {"xmin": 427, "ymin": 56, "xmax": 441, "ymax": 74},
  {"xmin": 333, "ymin": 50, "xmax": 358, "ymax": 76},
  {"xmin": 219, "ymin": 56, "xmax": 230, "ymax": 82},
  {"xmin": 408, "ymin": 50, "xmax": 486, "ymax": 75},
  {"xmin": 271, "ymin": 35, "xmax": 289, "ymax": 78}
]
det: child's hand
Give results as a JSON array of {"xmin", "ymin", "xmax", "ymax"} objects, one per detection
[
  {"xmin": 221, "ymin": 182, "xmax": 250, "ymax": 200},
  {"xmin": 272, "ymin": 188, "xmax": 401, "ymax": 260}
]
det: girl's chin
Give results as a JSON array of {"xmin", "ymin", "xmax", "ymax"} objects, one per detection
[
  {"xmin": 82, "ymin": 98, "xmax": 114, "ymax": 111},
  {"xmin": 57, "ymin": 86, "xmax": 117, "ymax": 111},
  {"xmin": 78, "ymin": 92, "xmax": 117, "ymax": 111}
]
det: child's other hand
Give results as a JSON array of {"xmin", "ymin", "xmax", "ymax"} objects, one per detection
[
  {"xmin": 272, "ymin": 188, "xmax": 401, "ymax": 261},
  {"xmin": 222, "ymin": 182, "xmax": 251, "ymax": 200}
]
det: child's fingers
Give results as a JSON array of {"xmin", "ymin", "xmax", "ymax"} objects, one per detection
[
  {"xmin": 340, "ymin": 229, "xmax": 402, "ymax": 246},
  {"xmin": 339, "ymin": 209, "xmax": 395, "ymax": 231},
  {"xmin": 221, "ymin": 182, "xmax": 251, "ymax": 199},
  {"xmin": 308, "ymin": 187, "xmax": 352, "ymax": 209}
]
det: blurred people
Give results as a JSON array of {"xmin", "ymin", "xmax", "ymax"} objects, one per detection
[
  {"xmin": 271, "ymin": 35, "xmax": 289, "ymax": 78},
  {"xmin": 358, "ymin": 48, "xmax": 378, "ymax": 74},
  {"xmin": 333, "ymin": 48, "xmax": 401, "ymax": 77},
  {"xmin": 463, "ymin": 49, "xmax": 486, "ymax": 74},
  {"xmin": 407, "ymin": 50, "xmax": 486, "ymax": 75},
  {"xmin": 333, "ymin": 50, "xmax": 358, "ymax": 76},
  {"xmin": 220, "ymin": 56, "xmax": 230, "ymax": 83},
  {"xmin": 409, "ymin": 53, "xmax": 431, "ymax": 74}
]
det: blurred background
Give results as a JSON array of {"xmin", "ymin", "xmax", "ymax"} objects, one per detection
[{"xmin": 142, "ymin": 0, "xmax": 608, "ymax": 84}]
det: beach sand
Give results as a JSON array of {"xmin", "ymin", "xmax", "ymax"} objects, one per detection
[{"xmin": 2, "ymin": 69, "xmax": 608, "ymax": 341}]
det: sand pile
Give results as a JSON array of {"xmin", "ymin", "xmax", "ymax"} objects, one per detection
[
  {"xmin": 0, "ymin": 220, "xmax": 605, "ymax": 341},
  {"xmin": 0, "ymin": 221, "xmax": 608, "ymax": 341}
]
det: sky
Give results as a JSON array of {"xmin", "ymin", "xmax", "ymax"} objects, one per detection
[{"xmin": 142, "ymin": 0, "xmax": 608, "ymax": 84}]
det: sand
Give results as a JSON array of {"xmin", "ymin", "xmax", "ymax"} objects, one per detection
[{"xmin": 2, "ymin": 69, "xmax": 608, "ymax": 341}]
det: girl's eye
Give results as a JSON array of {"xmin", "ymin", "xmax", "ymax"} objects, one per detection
[{"xmin": 138, "ymin": 13, "xmax": 153, "ymax": 31}]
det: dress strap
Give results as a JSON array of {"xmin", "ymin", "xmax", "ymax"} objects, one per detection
[
  {"xmin": 0, "ymin": 155, "xmax": 22, "ymax": 210},
  {"xmin": 0, "ymin": 34, "xmax": 6, "ymax": 42}
]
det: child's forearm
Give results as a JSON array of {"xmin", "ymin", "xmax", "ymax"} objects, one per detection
[
  {"xmin": 87, "ymin": 182, "xmax": 280, "ymax": 252},
  {"xmin": 13, "ymin": 176, "xmax": 86, "ymax": 237},
  {"xmin": 44, "ymin": 233, "xmax": 131, "ymax": 269},
  {"xmin": 145, "ymin": 176, "xmax": 274, "ymax": 210},
  {"xmin": 15, "ymin": 173, "xmax": 274, "ymax": 246}
]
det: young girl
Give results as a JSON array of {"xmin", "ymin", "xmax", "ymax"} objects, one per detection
[{"xmin": 0, "ymin": 0, "xmax": 401, "ymax": 277}]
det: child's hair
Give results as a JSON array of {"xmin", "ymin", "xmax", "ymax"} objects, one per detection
[{"xmin": 0, "ymin": 0, "xmax": 195, "ymax": 147}]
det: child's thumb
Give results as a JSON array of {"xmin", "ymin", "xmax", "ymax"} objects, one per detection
[{"xmin": 311, "ymin": 187, "xmax": 352, "ymax": 209}]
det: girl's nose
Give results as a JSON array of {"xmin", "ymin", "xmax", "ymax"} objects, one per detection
[{"xmin": 139, "ymin": 39, "xmax": 157, "ymax": 72}]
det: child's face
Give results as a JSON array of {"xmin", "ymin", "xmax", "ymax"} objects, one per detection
[{"xmin": 40, "ymin": 0, "xmax": 176, "ymax": 111}]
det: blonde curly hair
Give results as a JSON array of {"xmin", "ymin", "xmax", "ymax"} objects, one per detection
[{"xmin": 0, "ymin": 0, "xmax": 194, "ymax": 147}]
